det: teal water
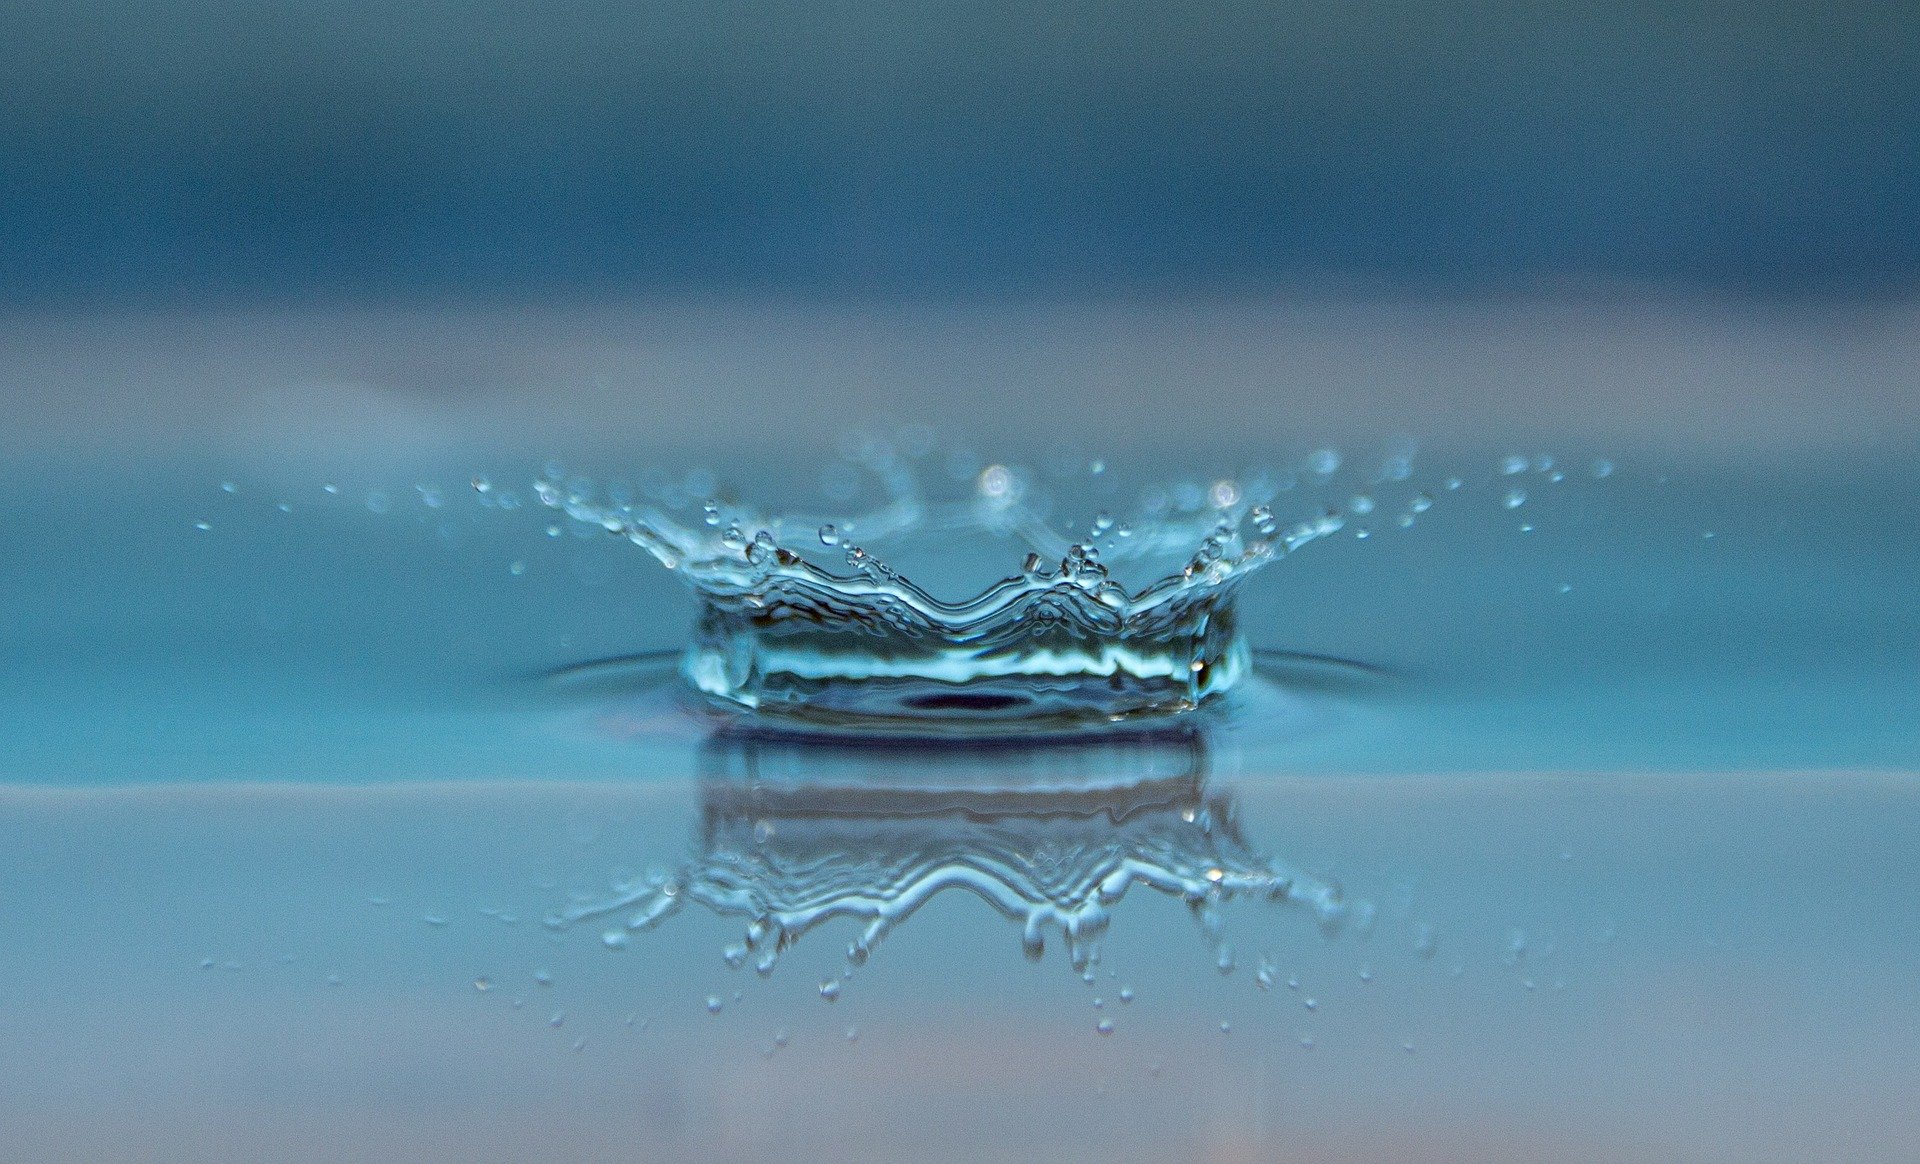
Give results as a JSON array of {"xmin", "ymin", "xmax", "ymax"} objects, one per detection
[{"xmin": 3, "ymin": 300, "xmax": 1918, "ymax": 1161}]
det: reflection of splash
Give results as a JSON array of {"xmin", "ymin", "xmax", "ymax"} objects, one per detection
[{"xmin": 547, "ymin": 727, "xmax": 1360, "ymax": 978}]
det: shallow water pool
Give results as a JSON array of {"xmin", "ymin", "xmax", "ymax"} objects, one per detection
[{"xmin": 3, "ymin": 298, "xmax": 1917, "ymax": 1161}]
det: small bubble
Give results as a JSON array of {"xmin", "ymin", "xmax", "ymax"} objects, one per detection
[
  {"xmin": 817, "ymin": 523, "xmax": 840, "ymax": 546},
  {"xmin": 978, "ymin": 464, "xmax": 1014, "ymax": 501},
  {"xmin": 705, "ymin": 996, "xmax": 723, "ymax": 1014}
]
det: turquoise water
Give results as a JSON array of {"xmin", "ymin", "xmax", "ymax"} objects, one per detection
[{"xmin": 3, "ymin": 300, "xmax": 1918, "ymax": 1161}]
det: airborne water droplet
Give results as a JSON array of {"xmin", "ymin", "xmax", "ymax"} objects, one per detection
[{"xmin": 818, "ymin": 523, "xmax": 840, "ymax": 546}]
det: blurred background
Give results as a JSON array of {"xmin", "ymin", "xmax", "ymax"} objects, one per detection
[
  {"xmin": 2, "ymin": 0, "xmax": 1917, "ymax": 464},
  {"xmin": 4, "ymin": 0, "xmax": 1918, "ymax": 301}
]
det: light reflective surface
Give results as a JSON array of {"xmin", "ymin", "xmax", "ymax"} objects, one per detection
[{"xmin": 3, "ymin": 298, "xmax": 1919, "ymax": 1162}]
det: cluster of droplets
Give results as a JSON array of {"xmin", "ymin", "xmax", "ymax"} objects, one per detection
[{"xmin": 527, "ymin": 441, "xmax": 1458, "ymax": 601}]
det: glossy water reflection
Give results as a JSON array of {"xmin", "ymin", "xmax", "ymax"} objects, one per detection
[{"xmin": 552, "ymin": 725, "xmax": 1364, "ymax": 985}]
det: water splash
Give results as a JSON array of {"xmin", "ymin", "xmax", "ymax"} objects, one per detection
[
  {"xmin": 544, "ymin": 726, "xmax": 1360, "ymax": 979},
  {"xmin": 530, "ymin": 437, "xmax": 1455, "ymax": 732}
]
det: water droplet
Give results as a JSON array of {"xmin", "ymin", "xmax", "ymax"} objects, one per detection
[
  {"xmin": 548, "ymin": 1011, "xmax": 564, "ymax": 1028},
  {"xmin": 535, "ymin": 969, "xmax": 553, "ymax": 986},
  {"xmin": 1411, "ymin": 492, "xmax": 1434, "ymax": 513},
  {"xmin": 819, "ymin": 977, "xmax": 843, "ymax": 1002},
  {"xmin": 1307, "ymin": 449, "xmax": 1340, "ymax": 475},
  {"xmin": 978, "ymin": 464, "xmax": 1014, "ymax": 501},
  {"xmin": 509, "ymin": 560, "xmax": 526, "ymax": 576},
  {"xmin": 220, "ymin": 481, "xmax": 238, "ymax": 494},
  {"xmin": 818, "ymin": 523, "xmax": 840, "ymax": 546},
  {"xmin": 471, "ymin": 477, "xmax": 492, "ymax": 494},
  {"xmin": 1350, "ymin": 495, "xmax": 1375, "ymax": 515},
  {"xmin": 1413, "ymin": 924, "xmax": 1438, "ymax": 959},
  {"xmin": 1592, "ymin": 458, "xmax": 1615, "ymax": 478},
  {"xmin": 705, "ymin": 996, "xmax": 723, "ymax": 1014},
  {"xmin": 193, "ymin": 520, "xmax": 211, "ymax": 532},
  {"xmin": 1299, "ymin": 1035, "xmax": 1315, "ymax": 1050},
  {"xmin": 1096, "ymin": 1019, "xmax": 1115, "ymax": 1035},
  {"xmin": 1304, "ymin": 997, "xmax": 1319, "ymax": 1011},
  {"xmin": 474, "ymin": 977, "xmax": 492, "ymax": 991},
  {"xmin": 1502, "ymin": 455, "xmax": 1529, "ymax": 475},
  {"xmin": 545, "ymin": 524, "xmax": 561, "ymax": 537},
  {"xmin": 602, "ymin": 930, "xmax": 629, "ymax": 949},
  {"xmin": 1504, "ymin": 489, "xmax": 1527, "ymax": 509},
  {"xmin": 845, "ymin": 1026, "xmax": 860, "ymax": 1043},
  {"xmin": 1359, "ymin": 965, "xmax": 1375, "ymax": 984},
  {"xmin": 1209, "ymin": 479, "xmax": 1241, "ymax": 509},
  {"xmin": 1219, "ymin": 1021, "xmax": 1232, "ymax": 1034},
  {"xmin": 1118, "ymin": 987, "xmax": 1135, "ymax": 1004},
  {"xmin": 1557, "ymin": 582, "xmax": 1573, "ymax": 594}
]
